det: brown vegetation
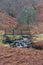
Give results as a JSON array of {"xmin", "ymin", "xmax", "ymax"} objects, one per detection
[
  {"xmin": 32, "ymin": 41, "xmax": 43, "ymax": 49},
  {"xmin": 0, "ymin": 11, "xmax": 18, "ymax": 30},
  {"xmin": 0, "ymin": 47, "xmax": 43, "ymax": 65}
]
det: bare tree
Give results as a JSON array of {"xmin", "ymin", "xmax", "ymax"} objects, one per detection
[
  {"xmin": 30, "ymin": 0, "xmax": 37, "ymax": 10},
  {"xmin": 5, "ymin": 2, "xmax": 16, "ymax": 17}
]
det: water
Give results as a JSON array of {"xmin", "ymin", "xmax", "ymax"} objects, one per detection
[{"xmin": 2, "ymin": 37, "xmax": 32, "ymax": 48}]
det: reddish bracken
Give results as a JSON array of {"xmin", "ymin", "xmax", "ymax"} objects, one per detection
[
  {"xmin": 0, "ymin": 11, "xmax": 18, "ymax": 30},
  {"xmin": 0, "ymin": 47, "xmax": 43, "ymax": 65}
]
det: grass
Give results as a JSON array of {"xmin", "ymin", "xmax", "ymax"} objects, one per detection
[
  {"xmin": 0, "ymin": 35, "xmax": 22, "ymax": 47},
  {"xmin": 0, "ymin": 42, "xmax": 9, "ymax": 47},
  {"xmin": 5, "ymin": 35, "xmax": 22, "ymax": 40},
  {"xmin": 33, "ymin": 34, "xmax": 43, "ymax": 42},
  {"xmin": 0, "ymin": 32, "xmax": 43, "ymax": 47}
]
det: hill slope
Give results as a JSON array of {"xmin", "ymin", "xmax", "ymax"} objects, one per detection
[
  {"xmin": 0, "ymin": 0, "xmax": 42, "ymax": 16},
  {"xmin": 0, "ymin": 47, "xmax": 43, "ymax": 65},
  {"xmin": 0, "ymin": 11, "xmax": 18, "ymax": 30}
]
